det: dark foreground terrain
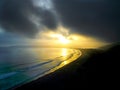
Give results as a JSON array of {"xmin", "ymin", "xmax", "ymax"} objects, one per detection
[{"xmin": 14, "ymin": 44, "xmax": 120, "ymax": 89}]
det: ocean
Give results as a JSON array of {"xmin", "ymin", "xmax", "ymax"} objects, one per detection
[{"xmin": 0, "ymin": 47, "xmax": 81, "ymax": 90}]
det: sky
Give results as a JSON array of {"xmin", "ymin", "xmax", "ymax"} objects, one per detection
[{"xmin": 0, "ymin": 0, "xmax": 120, "ymax": 48}]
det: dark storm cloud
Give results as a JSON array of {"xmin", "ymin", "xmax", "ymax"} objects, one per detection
[
  {"xmin": 0, "ymin": 0, "xmax": 58, "ymax": 37},
  {"xmin": 53, "ymin": 0, "xmax": 120, "ymax": 42},
  {"xmin": 0, "ymin": 0, "xmax": 120, "ymax": 42},
  {"xmin": 37, "ymin": 9, "xmax": 58, "ymax": 29}
]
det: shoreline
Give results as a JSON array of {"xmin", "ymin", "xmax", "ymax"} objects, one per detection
[
  {"xmin": 14, "ymin": 45, "xmax": 120, "ymax": 89},
  {"xmin": 13, "ymin": 49, "xmax": 88, "ymax": 90}
]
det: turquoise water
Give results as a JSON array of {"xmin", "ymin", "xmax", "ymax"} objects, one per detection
[{"xmin": 0, "ymin": 47, "xmax": 81, "ymax": 90}]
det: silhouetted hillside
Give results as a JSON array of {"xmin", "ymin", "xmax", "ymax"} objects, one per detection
[{"xmin": 77, "ymin": 44, "xmax": 120, "ymax": 88}]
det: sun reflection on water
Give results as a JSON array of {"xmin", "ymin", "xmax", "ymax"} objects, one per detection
[
  {"xmin": 61, "ymin": 48, "xmax": 68, "ymax": 56},
  {"xmin": 48, "ymin": 48, "xmax": 81, "ymax": 74},
  {"xmin": 62, "ymin": 61, "xmax": 69, "ymax": 65}
]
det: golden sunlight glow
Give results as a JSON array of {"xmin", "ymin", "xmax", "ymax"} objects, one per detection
[
  {"xmin": 62, "ymin": 61, "xmax": 69, "ymax": 65},
  {"xmin": 35, "ymin": 26, "xmax": 107, "ymax": 48},
  {"xmin": 58, "ymin": 36, "xmax": 70, "ymax": 44},
  {"xmin": 62, "ymin": 48, "xmax": 68, "ymax": 56},
  {"xmin": 48, "ymin": 32, "xmax": 70, "ymax": 44}
]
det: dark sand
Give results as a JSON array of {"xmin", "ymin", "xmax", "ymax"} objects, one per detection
[{"xmin": 14, "ymin": 44, "xmax": 120, "ymax": 89}]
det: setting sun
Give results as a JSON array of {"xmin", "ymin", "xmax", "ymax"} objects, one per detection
[
  {"xmin": 58, "ymin": 35, "xmax": 70, "ymax": 44},
  {"xmin": 48, "ymin": 32, "xmax": 70, "ymax": 44},
  {"xmin": 36, "ymin": 26, "xmax": 107, "ymax": 48}
]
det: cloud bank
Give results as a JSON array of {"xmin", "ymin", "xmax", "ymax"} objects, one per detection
[
  {"xmin": 0, "ymin": 0, "xmax": 58, "ymax": 37},
  {"xmin": 53, "ymin": 0, "xmax": 120, "ymax": 42},
  {"xmin": 0, "ymin": 0, "xmax": 120, "ymax": 42}
]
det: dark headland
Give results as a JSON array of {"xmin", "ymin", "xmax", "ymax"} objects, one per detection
[{"xmin": 13, "ymin": 43, "xmax": 120, "ymax": 89}]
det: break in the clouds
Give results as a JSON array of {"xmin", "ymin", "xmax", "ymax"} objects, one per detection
[
  {"xmin": 0, "ymin": 0, "xmax": 120, "ymax": 42},
  {"xmin": 0, "ymin": 0, "xmax": 58, "ymax": 37}
]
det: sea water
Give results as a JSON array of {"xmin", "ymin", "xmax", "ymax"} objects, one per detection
[{"xmin": 0, "ymin": 47, "xmax": 81, "ymax": 90}]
